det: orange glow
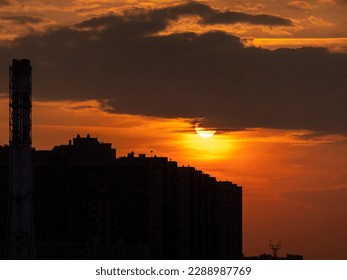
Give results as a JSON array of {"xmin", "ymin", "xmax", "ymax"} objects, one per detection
[
  {"xmin": 1, "ymin": 97, "xmax": 347, "ymax": 259},
  {"xmin": 181, "ymin": 132, "xmax": 233, "ymax": 161},
  {"xmin": 250, "ymin": 38, "xmax": 347, "ymax": 52}
]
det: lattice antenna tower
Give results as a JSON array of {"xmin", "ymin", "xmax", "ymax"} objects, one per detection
[
  {"xmin": 5, "ymin": 59, "xmax": 36, "ymax": 259},
  {"xmin": 269, "ymin": 240, "xmax": 281, "ymax": 258}
]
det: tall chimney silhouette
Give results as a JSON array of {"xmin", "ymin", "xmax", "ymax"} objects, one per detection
[{"xmin": 6, "ymin": 59, "xmax": 35, "ymax": 259}]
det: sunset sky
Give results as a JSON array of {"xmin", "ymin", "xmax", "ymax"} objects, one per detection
[{"xmin": 1, "ymin": 0, "xmax": 347, "ymax": 259}]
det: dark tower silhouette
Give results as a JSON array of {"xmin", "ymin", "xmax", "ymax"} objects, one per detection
[
  {"xmin": 5, "ymin": 59, "xmax": 35, "ymax": 259},
  {"xmin": 270, "ymin": 240, "xmax": 281, "ymax": 258}
]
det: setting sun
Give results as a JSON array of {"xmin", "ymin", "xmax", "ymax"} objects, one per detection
[{"xmin": 195, "ymin": 123, "xmax": 216, "ymax": 138}]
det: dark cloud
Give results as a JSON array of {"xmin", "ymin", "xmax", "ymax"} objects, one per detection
[
  {"xmin": 0, "ymin": 2, "xmax": 346, "ymax": 135},
  {"xmin": 291, "ymin": 132, "xmax": 332, "ymax": 141},
  {"xmin": 201, "ymin": 11, "xmax": 293, "ymax": 26},
  {"xmin": 68, "ymin": 105, "xmax": 98, "ymax": 111},
  {"xmin": 76, "ymin": 15, "xmax": 123, "ymax": 29},
  {"xmin": 1, "ymin": 16, "xmax": 45, "ymax": 24},
  {"xmin": 77, "ymin": 1, "xmax": 293, "ymax": 30}
]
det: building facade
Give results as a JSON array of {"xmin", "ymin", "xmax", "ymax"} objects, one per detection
[{"xmin": 0, "ymin": 135, "xmax": 242, "ymax": 259}]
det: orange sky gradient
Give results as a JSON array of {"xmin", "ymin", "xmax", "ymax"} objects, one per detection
[
  {"xmin": 2, "ymin": 97, "xmax": 347, "ymax": 259},
  {"xmin": 1, "ymin": 0, "xmax": 347, "ymax": 260}
]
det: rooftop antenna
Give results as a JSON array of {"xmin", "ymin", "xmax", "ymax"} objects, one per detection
[{"xmin": 269, "ymin": 240, "xmax": 281, "ymax": 258}]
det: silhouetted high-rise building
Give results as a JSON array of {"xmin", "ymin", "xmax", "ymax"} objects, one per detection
[
  {"xmin": 214, "ymin": 181, "xmax": 242, "ymax": 259},
  {"xmin": 0, "ymin": 135, "xmax": 242, "ymax": 259}
]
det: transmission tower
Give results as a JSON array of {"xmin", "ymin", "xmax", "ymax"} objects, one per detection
[
  {"xmin": 5, "ymin": 59, "xmax": 36, "ymax": 259},
  {"xmin": 269, "ymin": 240, "xmax": 281, "ymax": 258}
]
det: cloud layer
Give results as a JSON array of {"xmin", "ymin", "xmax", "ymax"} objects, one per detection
[{"xmin": 0, "ymin": 2, "xmax": 346, "ymax": 134}]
